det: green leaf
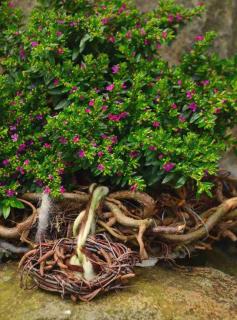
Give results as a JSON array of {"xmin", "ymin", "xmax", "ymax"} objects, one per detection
[
  {"xmin": 54, "ymin": 99, "xmax": 70, "ymax": 110},
  {"xmin": 11, "ymin": 199, "xmax": 25, "ymax": 209},
  {"xmin": 175, "ymin": 176, "xmax": 187, "ymax": 189},
  {"xmin": 162, "ymin": 173, "xmax": 175, "ymax": 184},
  {"xmin": 79, "ymin": 34, "xmax": 91, "ymax": 53},
  {"xmin": 2, "ymin": 206, "xmax": 11, "ymax": 219}
]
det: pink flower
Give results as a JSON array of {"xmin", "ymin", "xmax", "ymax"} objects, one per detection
[
  {"xmin": 24, "ymin": 159, "xmax": 30, "ymax": 165},
  {"xmin": 158, "ymin": 154, "xmax": 164, "ymax": 159},
  {"xmin": 130, "ymin": 151, "xmax": 139, "ymax": 158},
  {"xmin": 130, "ymin": 184, "xmax": 138, "ymax": 192},
  {"xmin": 43, "ymin": 143, "xmax": 51, "ymax": 149},
  {"xmin": 171, "ymin": 103, "xmax": 177, "ymax": 109},
  {"xmin": 11, "ymin": 133, "xmax": 19, "ymax": 142},
  {"xmin": 31, "ymin": 41, "xmax": 38, "ymax": 47},
  {"xmin": 112, "ymin": 65, "xmax": 120, "ymax": 74},
  {"xmin": 168, "ymin": 15, "xmax": 174, "ymax": 23},
  {"xmin": 163, "ymin": 162, "xmax": 175, "ymax": 172},
  {"xmin": 85, "ymin": 108, "xmax": 91, "ymax": 113},
  {"xmin": 97, "ymin": 151, "xmax": 104, "ymax": 158},
  {"xmin": 214, "ymin": 108, "xmax": 221, "ymax": 114},
  {"xmin": 176, "ymin": 14, "xmax": 182, "ymax": 22},
  {"xmin": 195, "ymin": 35, "xmax": 204, "ymax": 41},
  {"xmin": 179, "ymin": 115, "xmax": 186, "ymax": 122},
  {"xmin": 89, "ymin": 99, "xmax": 95, "ymax": 106},
  {"xmin": 162, "ymin": 31, "xmax": 168, "ymax": 39},
  {"xmin": 108, "ymin": 36, "xmax": 115, "ymax": 43},
  {"xmin": 118, "ymin": 3, "xmax": 126, "ymax": 14},
  {"xmin": 56, "ymin": 31, "xmax": 63, "ymax": 37},
  {"xmin": 101, "ymin": 18, "xmax": 109, "ymax": 25},
  {"xmin": 149, "ymin": 146, "xmax": 157, "ymax": 151},
  {"xmin": 97, "ymin": 164, "xmax": 105, "ymax": 171},
  {"xmin": 152, "ymin": 121, "xmax": 160, "ymax": 128},
  {"xmin": 101, "ymin": 105, "xmax": 108, "ymax": 111},
  {"xmin": 106, "ymin": 84, "xmax": 115, "ymax": 91},
  {"xmin": 70, "ymin": 86, "xmax": 78, "ymax": 93},
  {"xmin": 53, "ymin": 79, "xmax": 59, "ymax": 86},
  {"xmin": 186, "ymin": 91, "xmax": 194, "ymax": 99},
  {"xmin": 121, "ymin": 83, "xmax": 127, "ymax": 89},
  {"xmin": 108, "ymin": 114, "xmax": 120, "ymax": 122},
  {"xmin": 57, "ymin": 48, "xmax": 64, "ymax": 55},
  {"xmin": 78, "ymin": 150, "xmax": 85, "ymax": 158},
  {"xmin": 60, "ymin": 186, "xmax": 66, "ymax": 193},
  {"xmin": 177, "ymin": 80, "xmax": 182, "ymax": 86},
  {"xmin": 44, "ymin": 186, "xmax": 51, "ymax": 194},
  {"xmin": 188, "ymin": 102, "xmax": 197, "ymax": 112},
  {"xmin": 8, "ymin": 2, "xmax": 14, "ymax": 7},
  {"xmin": 126, "ymin": 31, "xmax": 132, "ymax": 39}
]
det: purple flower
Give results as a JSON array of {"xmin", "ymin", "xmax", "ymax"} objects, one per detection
[
  {"xmin": 31, "ymin": 41, "xmax": 39, "ymax": 47},
  {"xmin": 11, "ymin": 133, "xmax": 19, "ymax": 142},
  {"xmin": 19, "ymin": 47, "xmax": 26, "ymax": 60},
  {"xmin": 97, "ymin": 164, "xmax": 105, "ymax": 171},
  {"xmin": 106, "ymin": 84, "xmax": 115, "ymax": 92},
  {"xmin": 163, "ymin": 162, "xmax": 176, "ymax": 172},
  {"xmin": 176, "ymin": 14, "xmax": 182, "ymax": 22},
  {"xmin": 17, "ymin": 143, "xmax": 27, "ymax": 153},
  {"xmin": 110, "ymin": 135, "xmax": 118, "ymax": 144},
  {"xmin": 112, "ymin": 64, "xmax": 120, "ymax": 74},
  {"xmin": 102, "ymin": 18, "xmax": 109, "ymax": 25},
  {"xmin": 2, "ymin": 159, "xmax": 9, "ymax": 166},
  {"xmin": 59, "ymin": 137, "xmax": 68, "ymax": 144},
  {"xmin": 78, "ymin": 150, "xmax": 85, "ymax": 158},
  {"xmin": 188, "ymin": 102, "xmax": 197, "ymax": 112},
  {"xmin": 6, "ymin": 189, "xmax": 15, "ymax": 197},
  {"xmin": 35, "ymin": 114, "xmax": 43, "ymax": 121}
]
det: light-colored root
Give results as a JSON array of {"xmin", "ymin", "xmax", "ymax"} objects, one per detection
[
  {"xmin": 0, "ymin": 198, "xmax": 37, "ymax": 241},
  {"xmin": 159, "ymin": 197, "xmax": 237, "ymax": 244},
  {"xmin": 35, "ymin": 193, "xmax": 51, "ymax": 242},
  {"xmin": 109, "ymin": 191, "xmax": 156, "ymax": 218}
]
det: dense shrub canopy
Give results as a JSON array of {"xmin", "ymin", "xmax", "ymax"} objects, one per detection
[{"xmin": 0, "ymin": 0, "xmax": 237, "ymax": 214}]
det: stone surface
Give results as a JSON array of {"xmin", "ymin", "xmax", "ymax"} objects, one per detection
[{"xmin": 0, "ymin": 261, "xmax": 237, "ymax": 320}]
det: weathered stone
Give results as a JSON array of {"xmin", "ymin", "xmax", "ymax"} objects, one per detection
[{"xmin": 0, "ymin": 262, "xmax": 237, "ymax": 320}]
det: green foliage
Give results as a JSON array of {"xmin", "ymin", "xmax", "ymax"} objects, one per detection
[{"xmin": 0, "ymin": 0, "xmax": 236, "ymax": 200}]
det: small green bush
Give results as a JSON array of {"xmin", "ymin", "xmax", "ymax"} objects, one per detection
[{"xmin": 0, "ymin": 0, "xmax": 237, "ymax": 214}]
